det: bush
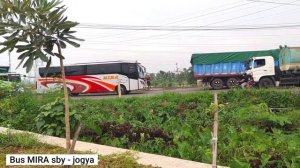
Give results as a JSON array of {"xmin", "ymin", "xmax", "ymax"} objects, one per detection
[
  {"xmin": 1, "ymin": 88, "xmax": 300, "ymax": 167},
  {"xmin": 0, "ymin": 80, "xmax": 13, "ymax": 99},
  {"xmin": 35, "ymin": 97, "xmax": 81, "ymax": 137},
  {"xmin": 0, "ymin": 90, "xmax": 63, "ymax": 131},
  {"xmin": 76, "ymin": 90, "xmax": 300, "ymax": 167}
]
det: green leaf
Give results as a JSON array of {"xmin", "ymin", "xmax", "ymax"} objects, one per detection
[
  {"xmin": 63, "ymin": 33, "xmax": 84, "ymax": 41},
  {"xmin": 16, "ymin": 44, "xmax": 34, "ymax": 50},
  {"xmin": 36, "ymin": 120, "xmax": 45, "ymax": 130},
  {"xmin": 59, "ymin": 40, "xmax": 66, "ymax": 49},
  {"xmin": 43, "ymin": 40, "xmax": 55, "ymax": 55},
  {"xmin": 0, "ymin": 22, "xmax": 19, "ymax": 27},
  {"xmin": 35, "ymin": 49, "xmax": 48, "ymax": 62},
  {"xmin": 54, "ymin": 53, "xmax": 65, "ymax": 59},
  {"xmin": 57, "ymin": 21, "xmax": 79, "ymax": 29},
  {"xmin": 230, "ymin": 158, "xmax": 251, "ymax": 168},
  {"xmin": 23, "ymin": 56, "xmax": 34, "ymax": 73},
  {"xmin": 0, "ymin": 31, "xmax": 7, "ymax": 36},
  {"xmin": 21, "ymin": 0, "xmax": 30, "ymax": 10},
  {"xmin": 60, "ymin": 37, "xmax": 80, "ymax": 48},
  {"xmin": 17, "ymin": 50, "xmax": 31, "ymax": 60},
  {"xmin": 16, "ymin": 57, "xmax": 26, "ymax": 69},
  {"xmin": 49, "ymin": 6, "xmax": 66, "ymax": 23},
  {"xmin": 44, "ymin": 57, "xmax": 52, "ymax": 75},
  {"xmin": 0, "ymin": 47, "xmax": 9, "ymax": 54}
]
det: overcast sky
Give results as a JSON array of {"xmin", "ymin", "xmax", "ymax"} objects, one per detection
[{"xmin": 1, "ymin": 0, "xmax": 300, "ymax": 75}]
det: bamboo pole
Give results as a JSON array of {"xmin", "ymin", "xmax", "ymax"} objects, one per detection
[
  {"xmin": 212, "ymin": 92, "xmax": 219, "ymax": 168},
  {"xmin": 118, "ymin": 80, "xmax": 121, "ymax": 98}
]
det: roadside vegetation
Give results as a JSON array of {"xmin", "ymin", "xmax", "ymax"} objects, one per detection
[
  {"xmin": 0, "ymin": 81, "xmax": 300, "ymax": 167},
  {"xmin": 150, "ymin": 68, "xmax": 196, "ymax": 88},
  {"xmin": 0, "ymin": 132, "xmax": 156, "ymax": 168}
]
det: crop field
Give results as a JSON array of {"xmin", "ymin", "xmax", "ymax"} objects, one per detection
[{"xmin": 1, "ymin": 86, "xmax": 300, "ymax": 167}]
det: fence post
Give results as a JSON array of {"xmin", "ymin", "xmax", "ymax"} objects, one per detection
[
  {"xmin": 212, "ymin": 92, "xmax": 219, "ymax": 168},
  {"xmin": 118, "ymin": 80, "xmax": 121, "ymax": 98}
]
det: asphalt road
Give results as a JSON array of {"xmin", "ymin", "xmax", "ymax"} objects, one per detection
[{"xmin": 72, "ymin": 87, "xmax": 223, "ymax": 99}]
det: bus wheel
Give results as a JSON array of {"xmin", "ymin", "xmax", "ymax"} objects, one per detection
[
  {"xmin": 226, "ymin": 78, "xmax": 238, "ymax": 89},
  {"xmin": 71, "ymin": 93, "xmax": 79, "ymax": 96},
  {"xmin": 116, "ymin": 85, "xmax": 128, "ymax": 95},
  {"xmin": 259, "ymin": 78, "xmax": 274, "ymax": 88},
  {"xmin": 211, "ymin": 78, "xmax": 224, "ymax": 90}
]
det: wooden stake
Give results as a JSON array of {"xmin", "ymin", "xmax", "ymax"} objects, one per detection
[
  {"xmin": 118, "ymin": 80, "xmax": 121, "ymax": 98},
  {"xmin": 212, "ymin": 92, "xmax": 219, "ymax": 168}
]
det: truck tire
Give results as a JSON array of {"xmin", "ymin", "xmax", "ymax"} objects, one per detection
[
  {"xmin": 226, "ymin": 78, "xmax": 238, "ymax": 89},
  {"xmin": 259, "ymin": 78, "xmax": 274, "ymax": 88},
  {"xmin": 211, "ymin": 78, "xmax": 224, "ymax": 90}
]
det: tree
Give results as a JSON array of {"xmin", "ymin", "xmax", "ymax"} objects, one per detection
[{"xmin": 0, "ymin": 0, "xmax": 83, "ymax": 153}]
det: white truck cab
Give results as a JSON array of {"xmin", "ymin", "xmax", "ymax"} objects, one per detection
[{"xmin": 245, "ymin": 56, "xmax": 276, "ymax": 87}]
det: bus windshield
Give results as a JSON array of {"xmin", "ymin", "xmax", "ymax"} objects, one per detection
[{"xmin": 138, "ymin": 65, "xmax": 146, "ymax": 79}]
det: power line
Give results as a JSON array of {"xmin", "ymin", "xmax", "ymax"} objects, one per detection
[
  {"xmin": 78, "ymin": 23, "xmax": 300, "ymax": 31},
  {"xmin": 246, "ymin": 0, "xmax": 300, "ymax": 6},
  {"xmin": 77, "ymin": 1, "xmax": 253, "ymax": 40},
  {"xmin": 202, "ymin": 0, "xmax": 300, "ymax": 26},
  {"xmin": 75, "ymin": 1, "xmax": 300, "ymax": 46},
  {"xmin": 158, "ymin": 1, "xmax": 255, "ymax": 25},
  {"xmin": 104, "ymin": 0, "xmax": 300, "ymax": 43}
]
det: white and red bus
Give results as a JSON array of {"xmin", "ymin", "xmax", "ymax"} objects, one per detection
[{"xmin": 36, "ymin": 61, "xmax": 147, "ymax": 95}]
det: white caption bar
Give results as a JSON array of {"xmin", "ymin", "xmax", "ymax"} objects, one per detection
[{"xmin": 6, "ymin": 154, "xmax": 98, "ymax": 166}]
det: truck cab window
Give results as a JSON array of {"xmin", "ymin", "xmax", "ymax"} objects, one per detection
[{"xmin": 254, "ymin": 59, "xmax": 265, "ymax": 68}]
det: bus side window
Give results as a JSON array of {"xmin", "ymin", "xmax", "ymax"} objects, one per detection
[
  {"xmin": 129, "ymin": 66, "xmax": 136, "ymax": 74},
  {"xmin": 65, "ymin": 65, "xmax": 86, "ymax": 76},
  {"xmin": 122, "ymin": 64, "xmax": 138, "ymax": 79},
  {"xmin": 87, "ymin": 65, "xmax": 100, "ymax": 75}
]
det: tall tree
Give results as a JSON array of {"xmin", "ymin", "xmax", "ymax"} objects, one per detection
[{"xmin": 0, "ymin": 0, "xmax": 83, "ymax": 152}]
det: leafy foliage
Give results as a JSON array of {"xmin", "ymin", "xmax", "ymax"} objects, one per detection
[
  {"xmin": 0, "ymin": 90, "xmax": 63, "ymax": 131},
  {"xmin": 35, "ymin": 97, "xmax": 81, "ymax": 136},
  {"xmin": 0, "ymin": 0, "xmax": 83, "ymax": 72},
  {"xmin": 1, "ymin": 89, "xmax": 300, "ymax": 167},
  {"xmin": 151, "ymin": 67, "xmax": 196, "ymax": 88},
  {"xmin": 0, "ymin": 80, "xmax": 13, "ymax": 98}
]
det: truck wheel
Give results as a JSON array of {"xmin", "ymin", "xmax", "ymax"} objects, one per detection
[
  {"xmin": 226, "ymin": 78, "xmax": 238, "ymax": 89},
  {"xmin": 259, "ymin": 78, "xmax": 274, "ymax": 88},
  {"xmin": 211, "ymin": 78, "xmax": 224, "ymax": 90}
]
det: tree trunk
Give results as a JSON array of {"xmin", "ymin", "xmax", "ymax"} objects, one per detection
[
  {"xmin": 58, "ymin": 45, "xmax": 71, "ymax": 151},
  {"xmin": 68, "ymin": 123, "xmax": 82, "ymax": 154}
]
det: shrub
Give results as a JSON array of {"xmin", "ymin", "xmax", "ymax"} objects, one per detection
[
  {"xmin": 0, "ymin": 80, "xmax": 13, "ymax": 99},
  {"xmin": 35, "ymin": 98, "xmax": 81, "ymax": 137}
]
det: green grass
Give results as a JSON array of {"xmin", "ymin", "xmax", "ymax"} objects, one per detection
[
  {"xmin": 0, "ymin": 132, "xmax": 157, "ymax": 168},
  {"xmin": 1, "ymin": 88, "xmax": 300, "ymax": 167}
]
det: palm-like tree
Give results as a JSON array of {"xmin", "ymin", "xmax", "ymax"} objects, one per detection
[{"xmin": 0, "ymin": 0, "xmax": 83, "ymax": 152}]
